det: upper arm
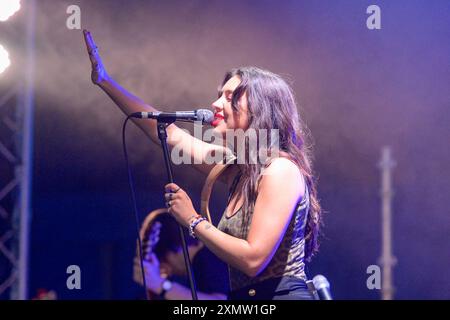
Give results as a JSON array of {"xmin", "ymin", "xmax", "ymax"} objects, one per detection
[
  {"xmin": 167, "ymin": 124, "xmax": 233, "ymax": 176},
  {"xmin": 246, "ymin": 158, "xmax": 305, "ymax": 275}
]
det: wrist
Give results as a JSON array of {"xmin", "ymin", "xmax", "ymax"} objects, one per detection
[
  {"xmin": 193, "ymin": 219, "xmax": 207, "ymax": 238},
  {"xmin": 97, "ymin": 74, "xmax": 112, "ymax": 88},
  {"xmin": 189, "ymin": 216, "xmax": 207, "ymax": 239},
  {"xmin": 187, "ymin": 213, "xmax": 201, "ymax": 226}
]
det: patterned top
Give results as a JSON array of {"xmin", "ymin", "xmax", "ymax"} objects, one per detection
[{"xmin": 217, "ymin": 172, "xmax": 310, "ymax": 291}]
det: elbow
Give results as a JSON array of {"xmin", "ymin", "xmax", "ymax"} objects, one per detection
[
  {"xmin": 243, "ymin": 258, "xmax": 266, "ymax": 278},
  {"xmin": 239, "ymin": 243, "xmax": 272, "ymax": 277}
]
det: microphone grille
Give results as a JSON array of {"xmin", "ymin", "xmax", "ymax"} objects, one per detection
[
  {"xmin": 312, "ymin": 274, "xmax": 330, "ymax": 290},
  {"xmin": 196, "ymin": 109, "xmax": 214, "ymax": 124}
]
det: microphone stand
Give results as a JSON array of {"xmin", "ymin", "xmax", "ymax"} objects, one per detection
[{"xmin": 156, "ymin": 120, "xmax": 198, "ymax": 300}]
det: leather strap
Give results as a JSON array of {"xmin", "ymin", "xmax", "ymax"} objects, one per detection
[{"xmin": 200, "ymin": 162, "xmax": 233, "ymax": 223}]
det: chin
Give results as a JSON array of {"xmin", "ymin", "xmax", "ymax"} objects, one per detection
[{"xmin": 212, "ymin": 125, "xmax": 226, "ymax": 137}]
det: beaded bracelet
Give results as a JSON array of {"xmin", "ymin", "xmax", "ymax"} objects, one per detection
[{"xmin": 189, "ymin": 216, "xmax": 207, "ymax": 239}]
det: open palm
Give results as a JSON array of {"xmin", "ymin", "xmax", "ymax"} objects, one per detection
[{"xmin": 83, "ymin": 30, "xmax": 109, "ymax": 85}]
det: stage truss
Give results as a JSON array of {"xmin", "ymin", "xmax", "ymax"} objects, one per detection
[{"xmin": 0, "ymin": 0, "xmax": 35, "ymax": 300}]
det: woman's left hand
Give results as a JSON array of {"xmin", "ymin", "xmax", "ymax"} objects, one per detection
[{"xmin": 164, "ymin": 183, "xmax": 200, "ymax": 228}]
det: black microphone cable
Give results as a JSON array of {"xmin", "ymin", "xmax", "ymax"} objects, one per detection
[{"xmin": 122, "ymin": 115, "xmax": 150, "ymax": 300}]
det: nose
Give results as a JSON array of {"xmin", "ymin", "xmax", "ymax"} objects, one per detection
[{"xmin": 211, "ymin": 97, "xmax": 224, "ymax": 113}]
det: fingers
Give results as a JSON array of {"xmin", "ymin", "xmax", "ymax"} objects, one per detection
[
  {"xmin": 83, "ymin": 29, "xmax": 100, "ymax": 59},
  {"xmin": 82, "ymin": 30, "xmax": 108, "ymax": 85},
  {"xmin": 88, "ymin": 52, "xmax": 97, "ymax": 66},
  {"xmin": 165, "ymin": 183, "xmax": 181, "ymax": 194},
  {"xmin": 83, "ymin": 30, "xmax": 99, "ymax": 67},
  {"xmin": 83, "ymin": 29, "xmax": 93, "ymax": 51},
  {"xmin": 164, "ymin": 186, "xmax": 181, "ymax": 210},
  {"xmin": 164, "ymin": 184, "xmax": 187, "ymax": 216},
  {"xmin": 83, "ymin": 30, "xmax": 95, "ymax": 50},
  {"xmin": 164, "ymin": 192, "xmax": 179, "ymax": 202}
]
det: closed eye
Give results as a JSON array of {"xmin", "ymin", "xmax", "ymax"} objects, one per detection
[{"xmin": 217, "ymin": 90, "xmax": 233, "ymax": 102}]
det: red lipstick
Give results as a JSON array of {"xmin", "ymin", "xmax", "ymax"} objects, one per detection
[{"xmin": 212, "ymin": 113, "xmax": 224, "ymax": 127}]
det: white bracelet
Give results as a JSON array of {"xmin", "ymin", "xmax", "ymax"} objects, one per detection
[{"xmin": 189, "ymin": 216, "xmax": 206, "ymax": 239}]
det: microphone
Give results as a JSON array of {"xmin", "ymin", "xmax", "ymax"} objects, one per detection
[
  {"xmin": 130, "ymin": 109, "xmax": 214, "ymax": 125},
  {"xmin": 312, "ymin": 275, "xmax": 333, "ymax": 300}
]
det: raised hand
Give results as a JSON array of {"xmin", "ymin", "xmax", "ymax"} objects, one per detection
[{"xmin": 83, "ymin": 29, "xmax": 109, "ymax": 85}]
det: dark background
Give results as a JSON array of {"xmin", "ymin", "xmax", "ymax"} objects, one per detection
[{"xmin": 1, "ymin": 0, "xmax": 449, "ymax": 299}]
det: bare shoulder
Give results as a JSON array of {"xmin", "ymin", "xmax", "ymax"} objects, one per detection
[
  {"xmin": 263, "ymin": 157, "xmax": 301, "ymax": 177},
  {"xmin": 259, "ymin": 157, "xmax": 305, "ymax": 197}
]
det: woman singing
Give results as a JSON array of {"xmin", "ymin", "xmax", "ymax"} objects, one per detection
[{"xmin": 83, "ymin": 30, "xmax": 322, "ymax": 300}]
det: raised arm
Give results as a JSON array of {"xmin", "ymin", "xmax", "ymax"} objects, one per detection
[{"xmin": 83, "ymin": 30, "xmax": 229, "ymax": 175}]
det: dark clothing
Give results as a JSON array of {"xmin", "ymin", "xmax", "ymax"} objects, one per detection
[
  {"xmin": 171, "ymin": 246, "xmax": 229, "ymax": 296},
  {"xmin": 228, "ymin": 276, "xmax": 313, "ymax": 300},
  {"xmin": 218, "ymin": 171, "xmax": 311, "ymax": 299},
  {"xmin": 192, "ymin": 246, "xmax": 229, "ymax": 295}
]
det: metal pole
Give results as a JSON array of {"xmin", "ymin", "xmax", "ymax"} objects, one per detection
[
  {"xmin": 378, "ymin": 146, "xmax": 397, "ymax": 300},
  {"xmin": 157, "ymin": 122, "xmax": 198, "ymax": 300}
]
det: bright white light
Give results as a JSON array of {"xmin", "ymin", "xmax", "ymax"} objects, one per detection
[
  {"xmin": 0, "ymin": 45, "xmax": 11, "ymax": 74},
  {"xmin": 0, "ymin": 0, "xmax": 21, "ymax": 22}
]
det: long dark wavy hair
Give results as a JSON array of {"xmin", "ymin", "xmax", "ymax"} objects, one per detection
[{"xmin": 222, "ymin": 66, "xmax": 322, "ymax": 261}]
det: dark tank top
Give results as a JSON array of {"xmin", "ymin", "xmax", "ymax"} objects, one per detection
[{"xmin": 217, "ymin": 172, "xmax": 310, "ymax": 291}]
